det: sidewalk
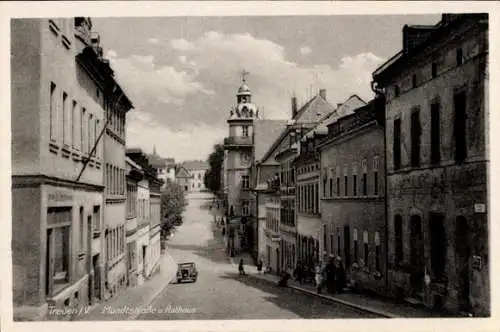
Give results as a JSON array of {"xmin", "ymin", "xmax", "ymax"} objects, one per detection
[
  {"xmin": 240, "ymin": 269, "xmax": 453, "ymax": 318},
  {"xmin": 74, "ymin": 251, "xmax": 178, "ymax": 321},
  {"xmin": 224, "ymin": 246, "xmax": 449, "ymax": 318}
]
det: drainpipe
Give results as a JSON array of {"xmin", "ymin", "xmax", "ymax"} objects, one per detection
[{"xmin": 371, "ymin": 80, "xmax": 389, "ymax": 291}]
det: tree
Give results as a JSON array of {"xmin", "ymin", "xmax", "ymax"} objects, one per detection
[
  {"xmin": 160, "ymin": 180, "xmax": 187, "ymax": 239},
  {"xmin": 204, "ymin": 142, "xmax": 224, "ymax": 194}
]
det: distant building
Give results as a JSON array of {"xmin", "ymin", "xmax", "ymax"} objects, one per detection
[
  {"xmin": 148, "ymin": 146, "xmax": 176, "ymax": 189},
  {"xmin": 175, "ymin": 165, "xmax": 193, "ymax": 192},
  {"xmin": 182, "ymin": 160, "xmax": 209, "ymax": 192},
  {"xmin": 372, "ymin": 14, "xmax": 489, "ymax": 315}
]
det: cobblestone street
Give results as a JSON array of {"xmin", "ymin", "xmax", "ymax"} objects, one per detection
[{"xmin": 137, "ymin": 192, "xmax": 379, "ymax": 320}]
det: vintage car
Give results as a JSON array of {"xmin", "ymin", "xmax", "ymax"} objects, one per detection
[{"xmin": 176, "ymin": 262, "xmax": 198, "ymax": 283}]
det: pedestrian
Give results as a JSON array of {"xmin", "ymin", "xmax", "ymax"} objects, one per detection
[
  {"xmin": 315, "ymin": 261, "xmax": 324, "ymax": 294},
  {"xmin": 238, "ymin": 259, "xmax": 246, "ymax": 276},
  {"xmin": 336, "ymin": 257, "xmax": 346, "ymax": 294},
  {"xmin": 257, "ymin": 260, "xmax": 263, "ymax": 274},
  {"xmin": 326, "ymin": 255, "xmax": 336, "ymax": 294},
  {"xmin": 222, "ymin": 227, "xmax": 226, "ymax": 236}
]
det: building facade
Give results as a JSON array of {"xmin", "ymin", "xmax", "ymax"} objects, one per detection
[
  {"xmin": 10, "ymin": 17, "xmax": 118, "ymax": 320},
  {"xmin": 223, "ymin": 75, "xmax": 260, "ymax": 255},
  {"xmin": 251, "ymin": 119, "xmax": 288, "ymax": 263},
  {"xmin": 175, "ymin": 165, "xmax": 193, "ymax": 192},
  {"xmin": 103, "ymin": 56, "xmax": 133, "ymax": 300},
  {"xmin": 147, "ymin": 172, "xmax": 163, "ymax": 277},
  {"xmin": 372, "ymin": 14, "xmax": 489, "ymax": 315},
  {"xmin": 293, "ymin": 131, "xmax": 324, "ymax": 272},
  {"xmin": 318, "ymin": 98, "xmax": 387, "ymax": 295},
  {"xmin": 148, "ymin": 147, "xmax": 176, "ymax": 189},
  {"xmin": 182, "ymin": 160, "xmax": 209, "ymax": 192},
  {"xmin": 125, "ymin": 157, "xmax": 143, "ymax": 287}
]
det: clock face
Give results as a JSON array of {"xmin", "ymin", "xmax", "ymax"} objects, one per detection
[{"xmin": 241, "ymin": 153, "xmax": 251, "ymax": 166}]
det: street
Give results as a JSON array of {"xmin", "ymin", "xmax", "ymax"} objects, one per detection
[{"xmin": 137, "ymin": 192, "xmax": 378, "ymax": 320}]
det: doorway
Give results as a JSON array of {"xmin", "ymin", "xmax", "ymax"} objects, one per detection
[
  {"xmin": 429, "ymin": 213, "xmax": 447, "ymax": 280},
  {"xmin": 92, "ymin": 254, "xmax": 101, "ymax": 301},
  {"xmin": 344, "ymin": 225, "xmax": 351, "ymax": 266},
  {"xmin": 455, "ymin": 216, "xmax": 471, "ymax": 312},
  {"xmin": 410, "ymin": 215, "xmax": 424, "ymax": 293},
  {"xmin": 142, "ymin": 245, "xmax": 147, "ymax": 277}
]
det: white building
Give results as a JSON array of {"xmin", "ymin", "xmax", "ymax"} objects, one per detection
[{"xmin": 182, "ymin": 160, "xmax": 209, "ymax": 192}]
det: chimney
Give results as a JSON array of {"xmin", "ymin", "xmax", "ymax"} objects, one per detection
[
  {"xmin": 319, "ymin": 89, "xmax": 327, "ymax": 100},
  {"xmin": 291, "ymin": 96, "xmax": 298, "ymax": 119}
]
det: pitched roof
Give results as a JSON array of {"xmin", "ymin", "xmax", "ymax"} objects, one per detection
[
  {"xmin": 182, "ymin": 160, "xmax": 209, "ymax": 171},
  {"xmin": 293, "ymin": 93, "xmax": 336, "ymax": 124},
  {"xmin": 176, "ymin": 166, "xmax": 192, "ymax": 178},
  {"xmin": 254, "ymin": 119, "xmax": 288, "ymax": 162},
  {"xmin": 312, "ymin": 95, "xmax": 367, "ymax": 135}
]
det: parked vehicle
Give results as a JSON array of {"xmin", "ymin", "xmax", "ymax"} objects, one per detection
[{"xmin": 176, "ymin": 262, "xmax": 198, "ymax": 283}]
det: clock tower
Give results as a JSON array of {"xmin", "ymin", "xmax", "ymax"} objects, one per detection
[{"xmin": 223, "ymin": 70, "xmax": 260, "ymax": 255}]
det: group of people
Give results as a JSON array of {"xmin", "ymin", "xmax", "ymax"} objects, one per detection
[{"xmin": 314, "ymin": 255, "xmax": 347, "ymax": 294}]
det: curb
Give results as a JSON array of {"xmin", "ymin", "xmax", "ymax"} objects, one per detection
[
  {"xmin": 245, "ymin": 273, "xmax": 397, "ymax": 318},
  {"xmin": 128, "ymin": 252, "xmax": 178, "ymax": 320}
]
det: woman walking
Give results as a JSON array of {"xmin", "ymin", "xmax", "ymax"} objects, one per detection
[
  {"xmin": 315, "ymin": 261, "xmax": 324, "ymax": 294},
  {"xmin": 238, "ymin": 259, "xmax": 246, "ymax": 276}
]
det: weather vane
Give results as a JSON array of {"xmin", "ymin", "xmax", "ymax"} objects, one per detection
[{"xmin": 240, "ymin": 69, "xmax": 250, "ymax": 83}]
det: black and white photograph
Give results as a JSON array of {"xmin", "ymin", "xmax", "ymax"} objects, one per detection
[{"xmin": 1, "ymin": 1, "xmax": 498, "ymax": 331}]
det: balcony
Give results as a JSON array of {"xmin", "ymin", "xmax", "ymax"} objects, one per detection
[{"xmin": 224, "ymin": 136, "xmax": 253, "ymax": 149}]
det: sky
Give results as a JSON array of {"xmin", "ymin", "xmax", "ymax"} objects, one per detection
[{"xmin": 92, "ymin": 14, "xmax": 441, "ymax": 162}]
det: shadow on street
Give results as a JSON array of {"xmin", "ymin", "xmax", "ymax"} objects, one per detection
[{"xmin": 218, "ymin": 273, "xmax": 381, "ymax": 319}]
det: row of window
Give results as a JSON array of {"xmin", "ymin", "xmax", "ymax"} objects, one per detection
[
  {"xmin": 280, "ymin": 199, "xmax": 295, "ymax": 226},
  {"xmin": 393, "ymin": 47, "xmax": 466, "ymax": 99},
  {"xmin": 393, "ymin": 213, "xmax": 454, "ymax": 280},
  {"xmin": 138, "ymin": 198, "xmax": 150, "ymax": 225},
  {"xmin": 393, "ymin": 90, "xmax": 467, "ymax": 171},
  {"xmin": 297, "ymin": 163, "xmax": 320, "ymax": 176},
  {"xmin": 323, "ymin": 157, "xmax": 380, "ymax": 198},
  {"xmin": 126, "ymin": 183, "xmax": 137, "ymax": 219},
  {"xmin": 265, "ymin": 208, "xmax": 279, "ymax": 233},
  {"xmin": 280, "ymin": 162, "xmax": 295, "ymax": 186},
  {"xmin": 49, "ymin": 81, "xmax": 102, "ymax": 157},
  {"xmin": 107, "ymin": 225, "xmax": 125, "ymax": 262},
  {"xmin": 298, "ymin": 182, "xmax": 320, "ymax": 214},
  {"xmin": 106, "ymin": 164, "xmax": 125, "ymax": 196},
  {"xmin": 107, "ymin": 108, "xmax": 126, "ymax": 141},
  {"xmin": 150, "ymin": 202, "xmax": 161, "ymax": 227},
  {"xmin": 322, "ymin": 226, "xmax": 382, "ymax": 272}
]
